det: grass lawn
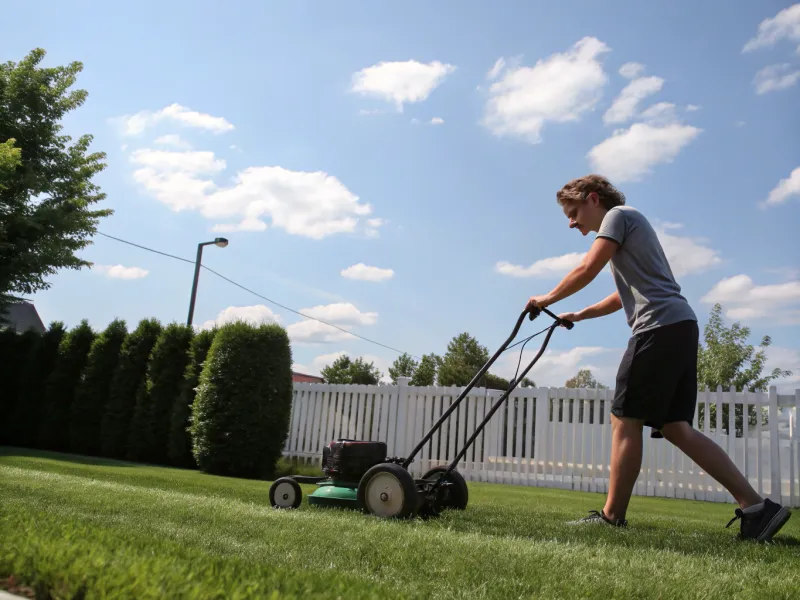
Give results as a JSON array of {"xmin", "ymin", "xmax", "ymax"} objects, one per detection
[{"xmin": 1, "ymin": 447, "xmax": 798, "ymax": 599}]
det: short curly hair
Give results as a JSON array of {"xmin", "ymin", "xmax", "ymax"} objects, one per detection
[{"xmin": 556, "ymin": 174, "xmax": 626, "ymax": 210}]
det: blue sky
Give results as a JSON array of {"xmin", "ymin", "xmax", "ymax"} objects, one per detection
[{"xmin": 5, "ymin": 1, "xmax": 799, "ymax": 390}]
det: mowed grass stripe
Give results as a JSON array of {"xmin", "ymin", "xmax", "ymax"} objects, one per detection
[{"xmin": 1, "ymin": 449, "xmax": 799, "ymax": 599}]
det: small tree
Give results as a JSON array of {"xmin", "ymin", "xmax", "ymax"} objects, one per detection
[
  {"xmin": 190, "ymin": 321, "xmax": 293, "ymax": 479},
  {"xmin": 68, "ymin": 318, "xmax": 128, "ymax": 456},
  {"xmin": 437, "ymin": 332, "xmax": 489, "ymax": 386},
  {"xmin": 100, "ymin": 318, "xmax": 162, "ymax": 459},
  {"xmin": 127, "ymin": 323, "xmax": 194, "ymax": 464},
  {"xmin": 7, "ymin": 321, "xmax": 66, "ymax": 448},
  {"xmin": 697, "ymin": 303, "xmax": 792, "ymax": 435},
  {"xmin": 321, "ymin": 355, "xmax": 382, "ymax": 384},
  {"xmin": 410, "ymin": 353, "xmax": 440, "ymax": 386},
  {"xmin": 168, "ymin": 328, "xmax": 217, "ymax": 468},
  {"xmin": 565, "ymin": 369, "xmax": 608, "ymax": 389},
  {"xmin": 0, "ymin": 49, "xmax": 112, "ymax": 313},
  {"xmin": 388, "ymin": 353, "xmax": 418, "ymax": 384},
  {"xmin": 38, "ymin": 320, "xmax": 96, "ymax": 451}
]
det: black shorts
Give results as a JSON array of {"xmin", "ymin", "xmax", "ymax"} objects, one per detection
[{"xmin": 611, "ymin": 319, "xmax": 699, "ymax": 429}]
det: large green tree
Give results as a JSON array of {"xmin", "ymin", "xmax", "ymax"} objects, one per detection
[
  {"xmin": 697, "ymin": 303, "xmax": 792, "ymax": 435},
  {"xmin": 0, "ymin": 48, "xmax": 112, "ymax": 313},
  {"xmin": 388, "ymin": 352, "xmax": 417, "ymax": 384},
  {"xmin": 69, "ymin": 319, "xmax": 128, "ymax": 456},
  {"xmin": 437, "ymin": 332, "xmax": 489, "ymax": 387},
  {"xmin": 321, "ymin": 355, "xmax": 383, "ymax": 385},
  {"xmin": 410, "ymin": 353, "xmax": 441, "ymax": 386}
]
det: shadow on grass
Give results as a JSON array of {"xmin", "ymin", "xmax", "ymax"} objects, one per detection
[
  {"xmin": 0, "ymin": 445, "xmax": 323, "ymax": 479},
  {"xmin": 0, "ymin": 446, "xmax": 139, "ymax": 468}
]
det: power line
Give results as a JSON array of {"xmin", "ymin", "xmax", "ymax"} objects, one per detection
[{"xmin": 95, "ymin": 231, "xmax": 420, "ymax": 359}]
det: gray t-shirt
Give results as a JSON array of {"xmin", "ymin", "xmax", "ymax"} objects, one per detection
[{"xmin": 597, "ymin": 206, "xmax": 696, "ymax": 334}]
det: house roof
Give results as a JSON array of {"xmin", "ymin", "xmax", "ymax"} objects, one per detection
[{"xmin": 1, "ymin": 301, "xmax": 46, "ymax": 334}]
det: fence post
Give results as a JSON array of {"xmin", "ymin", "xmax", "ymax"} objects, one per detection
[
  {"xmin": 395, "ymin": 377, "xmax": 411, "ymax": 458},
  {"xmin": 769, "ymin": 386, "xmax": 780, "ymax": 501}
]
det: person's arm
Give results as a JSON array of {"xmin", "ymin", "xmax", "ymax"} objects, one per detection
[
  {"xmin": 529, "ymin": 237, "xmax": 619, "ymax": 308},
  {"xmin": 578, "ymin": 291, "xmax": 622, "ymax": 320}
]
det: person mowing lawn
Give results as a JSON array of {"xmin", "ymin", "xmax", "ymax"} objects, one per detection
[{"xmin": 524, "ymin": 174, "xmax": 792, "ymax": 542}]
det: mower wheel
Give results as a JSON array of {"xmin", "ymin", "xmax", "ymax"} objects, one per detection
[
  {"xmin": 357, "ymin": 463, "xmax": 418, "ymax": 519},
  {"xmin": 269, "ymin": 477, "xmax": 302, "ymax": 509},
  {"xmin": 422, "ymin": 466, "xmax": 469, "ymax": 510}
]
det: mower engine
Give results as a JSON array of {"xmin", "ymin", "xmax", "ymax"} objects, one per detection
[{"xmin": 322, "ymin": 439, "xmax": 389, "ymax": 482}]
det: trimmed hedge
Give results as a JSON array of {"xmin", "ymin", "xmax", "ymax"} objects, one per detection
[
  {"xmin": 168, "ymin": 327, "xmax": 218, "ymax": 468},
  {"xmin": 38, "ymin": 320, "xmax": 96, "ymax": 452},
  {"xmin": 69, "ymin": 318, "xmax": 128, "ymax": 456},
  {"xmin": 7, "ymin": 322, "xmax": 67, "ymax": 448},
  {"xmin": 127, "ymin": 323, "xmax": 194, "ymax": 464},
  {"xmin": 190, "ymin": 321, "xmax": 293, "ymax": 479},
  {"xmin": 100, "ymin": 318, "xmax": 162, "ymax": 459},
  {"xmin": 0, "ymin": 328, "xmax": 39, "ymax": 444}
]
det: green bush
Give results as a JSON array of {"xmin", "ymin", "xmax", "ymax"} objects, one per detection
[
  {"xmin": 190, "ymin": 321, "xmax": 293, "ymax": 479},
  {"xmin": 7, "ymin": 322, "xmax": 67, "ymax": 448},
  {"xmin": 38, "ymin": 320, "xmax": 96, "ymax": 451},
  {"xmin": 168, "ymin": 327, "xmax": 217, "ymax": 468},
  {"xmin": 100, "ymin": 318, "xmax": 162, "ymax": 459},
  {"xmin": 69, "ymin": 318, "xmax": 128, "ymax": 456},
  {"xmin": 126, "ymin": 323, "xmax": 194, "ymax": 464},
  {"xmin": 0, "ymin": 329, "xmax": 40, "ymax": 444}
]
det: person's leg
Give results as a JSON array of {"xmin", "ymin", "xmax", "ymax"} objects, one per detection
[
  {"xmin": 660, "ymin": 421, "xmax": 761, "ymax": 508},
  {"xmin": 602, "ymin": 415, "xmax": 644, "ymax": 522},
  {"xmin": 660, "ymin": 320, "xmax": 791, "ymax": 541},
  {"xmin": 575, "ymin": 331, "xmax": 662, "ymax": 527}
]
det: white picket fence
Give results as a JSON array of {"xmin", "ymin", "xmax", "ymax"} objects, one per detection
[{"xmin": 283, "ymin": 378, "xmax": 800, "ymax": 508}]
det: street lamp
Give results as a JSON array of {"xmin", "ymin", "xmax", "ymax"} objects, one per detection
[{"xmin": 186, "ymin": 237, "xmax": 228, "ymax": 326}]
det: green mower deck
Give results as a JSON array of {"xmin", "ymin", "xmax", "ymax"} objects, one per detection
[{"xmin": 307, "ymin": 481, "xmax": 359, "ymax": 509}]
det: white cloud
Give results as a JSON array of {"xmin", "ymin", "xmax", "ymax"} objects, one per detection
[
  {"xmin": 686, "ymin": 104, "xmax": 701, "ymax": 112},
  {"xmin": 482, "ymin": 37, "xmax": 611, "ymax": 143},
  {"xmin": 287, "ymin": 321, "xmax": 357, "ymax": 344},
  {"xmin": 618, "ymin": 62, "xmax": 645, "ymax": 79},
  {"xmin": 131, "ymin": 149, "xmax": 225, "ymax": 174},
  {"xmin": 639, "ymin": 102, "xmax": 678, "ymax": 125},
  {"xmin": 603, "ymin": 76, "xmax": 664, "ymax": 124},
  {"xmin": 763, "ymin": 346, "xmax": 800, "ymax": 393},
  {"xmin": 351, "ymin": 60, "xmax": 456, "ymax": 111},
  {"xmin": 155, "ymin": 134, "xmax": 192, "ymax": 149},
  {"xmin": 92, "ymin": 264, "xmax": 149, "ymax": 280},
  {"xmin": 654, "ymin": 224, "xmax": 723, "ymax": 277},
  {"xmin": 753, "ymin": 63, "xmax": 800, "ymax": 94},
  {"xmin": 430, "ymin": 117, "xmax": 445, "ymax": 125},
  {"xmin": 495, "ymin": 252, "xmax": 584, "ymax": 278},
  {"xmin": 199, "ymin": 305, "xmax": 281, "ymax": 330},
  {"xmin": 300, "ymin": 303, "xmax": 378, "ymax": 326},
  {"xmin": 365, "ymin": 217, "xmax": 385, "ymax": 238},
  {"xmin": 495, "ymin": 346, "xmax": 622, "ymax": 389},
  {"xmin": 112, "ymin": 103, "xmax": 234, "ymax": 136},
  {"xmin": 742, "ymin": 4, "xmax": 800, "ymax": 53},
  {"xmin": 487, "ymin": 58, "xmax": 506, "ymax": 80},
  {"xmin": 341, "ymin": 263, "xmax": 395, "ymax": 282},
  {"xmin": 129, "ymin": 149, "xmax": 378, "ymax": 239},
  {"xmin": 210, "ymin": 217, "xmax": 268, "ymax": 233},
  {"xmin": 287, "ymin": 302, "xmax": 378, "ymax": 344},
  {"xmin": 760, "ymin": 166, "xmax": 800, "ymax": 208},
  {"xmin": 701, "ymin": 274, "xmax": 800, "ymax": 323},
  {"xmin": 587, "ymin": 122, "xmax": 702, "ymax": 182}
]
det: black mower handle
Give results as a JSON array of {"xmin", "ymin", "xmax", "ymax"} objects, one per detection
[
  {"xmin": 527, "ymin": 306, "xmax": 574, "ymax": 329},
  {"xmin": 402, "ymin": 304, "xmax": 573, "ymax": 470}
]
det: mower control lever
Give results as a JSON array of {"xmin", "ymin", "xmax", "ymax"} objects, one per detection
[{"xmin": 527, "ymin": 306, "xmax": 574, "ymax": 330}]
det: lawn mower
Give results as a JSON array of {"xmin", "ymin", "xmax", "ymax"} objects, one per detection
[{"xmin": 269, "ymin": 306, "xmax": 573, "ymax": 519}]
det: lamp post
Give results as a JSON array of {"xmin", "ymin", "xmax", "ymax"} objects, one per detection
[{"xmin": 186, "ymin": 237, "xmax": 228, "ymax": 326}]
